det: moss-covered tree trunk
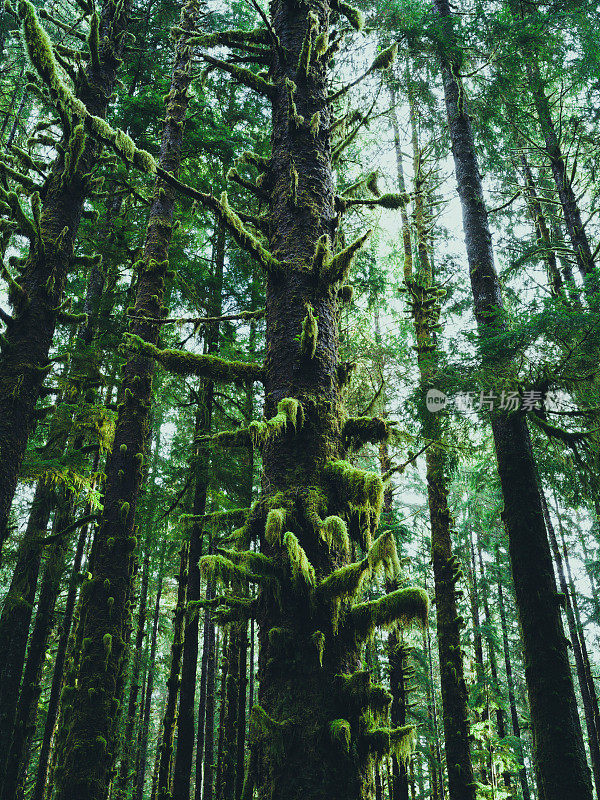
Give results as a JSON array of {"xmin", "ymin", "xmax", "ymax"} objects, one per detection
[
  {"xmin": 51, "ymin": 2, "xmax": 201, "ymax": 796},
  {"xmin": 0, "ymin": 494, "xmax": 80, "ymax": 800},
  {"xmin": 433, "ymin": 1, "xmax": 592, "ymax": 794},
  {"xmin": 0, "ymin": 0, "xmax": 129, "ymax": 557}
]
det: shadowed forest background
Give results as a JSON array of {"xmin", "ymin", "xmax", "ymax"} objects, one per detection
[{"xmin": 0, "ymin": 0, "xmax": 599, "ymax": 798}]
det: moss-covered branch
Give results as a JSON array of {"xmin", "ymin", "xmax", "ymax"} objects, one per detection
[
  {"xmin": 347, "ymin": 587, "xmax": 429, "ymax": 641},
  {"xmin": 330, "ymin": 0, "xmax": 365, "ymax": 30},
  {"xmin": 323, "ymin": 458, "xmax": 383, "ymax": 516},
  {"xmin": 342, "ymin": 416, "xmax": 395, "ymax": 450},
  {"xmin": 123, "ymin": 333, "xmax": 265, "ymax": 383},
  {"xmin": 283, "ymin": 531, "xmax": 315, "ymax": 588},
  {"xmin": 199, "ymin": 52, "xmax": 275, "ymax": 98},
  {"xmin": 361, "ymin": 725, "xmax": 415, "ymax": 764},
  {"xmin": 300, "ymin": 302, "xmax": 318, "ymax": 358},
  {"xmin": 320, "ymin": 230, "xmax": 372, "ymax": 285},
  {"xmin": 341, "ymin": 192, "xmax": 409, "ymax": 211},
  {"xmin": 190, "ymin": 28, "xmax": 270, "ymax": 48},
  {"xmin": 249, "ymin": 397, "xmax": 303, "ymax": 447}
]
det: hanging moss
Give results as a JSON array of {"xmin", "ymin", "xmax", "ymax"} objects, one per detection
[
  {"xmin": 348, "ymin": 587, "xmax": 429, "ymax": 641},
  {"xmin": 323, "ymin": 459, "xmax": 383, "ymax": 518},
  {"xmin": 339, "ymin": 671, "xmax": 392, "ymax": 721},
  {"xmin": 300, "ymin": 302, "xmax": 318, "ymax": 358},
  {"xmin": 265, "ymin": 508, "xmax": 286, "ymax": 546},
  {"xmin": 321, "ymin": 230, "xmax": 372, "ymax": 285},
  {"xmin": 331, "ymin": 0, "xmax": 365, "ymax": 30},
  {"xmin": 199, "ymin": 554, "xmax": 269, "ymax": 588},
  {"xmin": 311, "ymin": 630, "xmax": 325, "ymax": 666},
  {"xmin": 249, "ymin": 397, "xmax": 303, "ymax": 448},
  {"xmin": 370, "ymin": 42, "xmax": 398, "ymax": 71},
  {"xmin": 342, "ymin": 416, "xmax": 393, "ymax": 450},
  {"xmin": 283, "ymin": 531, "xmax": 315, "ymax": 588},
  {"xmin": 248, "ymin": 705, "xmax": 291, "ymax": 764},
  {"xmin": 312, "ymin": 233, "xmax": 332, "ymax": 273},
  {"xmin": 367, "ymin": 530, "xmax": 401, "ymax": 580},
  {"xmin": 329, "ymin": 719, "xmax": 351, "ymax": 753},
  {"xmin": 321, "ymin": 515, "xmax": 350, "ymax": 555},
  {"xmin": 123, "ymin": 333, "xmax": 265, "ymax": 383},
  {"xmin": 362, "ymin": 725, "xmax": 415, "ymax": 765},
  {"xmin": 297, "ymin": 11, "xmax": 318, "ymax": 77}
]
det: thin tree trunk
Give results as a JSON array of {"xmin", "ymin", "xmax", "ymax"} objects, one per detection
[
  {"xmin": 200, "ymin": 590, "xmax": 216, "ymax": 800},
  {"xmin": 1, "ymin": 494, "xmax": 82, "ymax": 800},
  {"xmin": 31, "ymin": 513, "xmax": 90, "ymax": 800},
  {"xmin": 433, "ymin": 0, "xmax": 592, "ymax": 794},
  {"xmin": 134, "ymin": 542, "xmax": 166, "ymax": 800},
  {"xmin": 156, "ymin": 544, "xmax": 188, "ymax": 800},
  {"xmin": 496, "ymin": 545, "xmax": 532, "ymax": 800},
  {"xmin": 116, "ymin": 542, "xmax": 152, "ymax": 798},
  {"xmin": 171, "ymin": 221, "xmax": 223, "ymax": 800}
]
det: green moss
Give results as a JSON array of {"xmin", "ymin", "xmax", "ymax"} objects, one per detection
[
  {"xmin": 349, "ymin": 587, "xmax": 429, "ymax": 640},
  {"xmin": 364, "ymin": 725, "xmax": 415, "ymax": 764},
  {"xmin": 322, "ymin": 230, "xmax": 372, "ymax": 285},
  {"xmin": 342, "ymin": 416, "xmax": 392, "ymax": 449},
  {"xmin": 370, "ymin": 42, "xmax": 398, "ymax": 71},
  {"xmin": 300, "ymin": 302, "xmax": 318, "ymax": 358},
  {"xmin": 321, "ymin": 515, "xmax": 350, "ymax": 555},
  {"xmin": 332, "ymin": 0, "xmax": 365, "ymax": 30},
  {"xmin": 314, "ymin": 30, "xmax": 328, "ymax": 57},
  {"xmin": 329, "ymin": 719, "xmax": 351, "ymax": 753},
  {"xmin": 200, "ymin": 52, "xmax": 275, "ymax": 98},
  {"xmin": 312, "ymin": 630, "xmax": 325, "ymax": 666},
  {"xmin": 249, "ymin": 398, "xmax": 303, "ymax": 448},
  {"xmin": 297, "ymin": 11, "xmax": 317, "ymax": 77},
  {"xmin": 265, "ymin": 508, "xmax": 286, "ymax": 546},
  {"xmin": 283, "ymin": 531, "xmax": 315, "ymax": 588},
  {"xmin": 367, "ymin": 530, "xmax": 401, "ymax": 580},
  {"xmin": 312, "ymin": 233, "xmax": 332, "ymax": 274},
  {"xmin": 323, "ymin": 459, "xmax": 383, "ymax": 517},
  {"xmin": 124, "ymin": 333, "xmax": 265, "ymax": 384}
]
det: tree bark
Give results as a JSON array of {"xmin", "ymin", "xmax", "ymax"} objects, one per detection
[
  {"xmin": 433, "ymin": 0, "xmax": 593, "ymax": 795},
  {"xmin": 0, "ymin": 0, "xmax": 130, "ymax": 557},
  {"xmin": 51, "ymin": 3, "xmax": 200, "ymax": 797}
]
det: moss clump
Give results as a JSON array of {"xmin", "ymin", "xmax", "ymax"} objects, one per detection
[
  {"xmin": 364, "ymin": 725, "xmax": 415, "ymax": 764},
  {"xmin": 321, "ymin": 515, "xmax": 350, "ymax": 555},
  {"xmin": 249, "ymin": 398, "xmax": 304, "ymax": 448},
  {"xmin": 367, "ymin": 530, "xmax": 401, "ymax": 580},
  {"xmin": 342, "ymin": 416, "xmax": 392, "ymax": 450},
  {"xmin": 339, "ymin": 671, "xmax": 392, "ymax": 720},
  {"xmin": 312, "ymin": 630, "xmax": 325, "ymax": 666},
  {"xmin": 124, "ymin": 333, "xmax": 265, "ymax": 384},
  {"xmin": 283, "ymin": 531, "xmax": 315, "ymax": 588},
  {"xmin": 324, "ymin": 459, "xmax": 384, "ymax": 517},
  {"xmin": 321, "ymin": 230, "xmax": 372, "ymax": 285},
  {"xmin": 332, "ymin": 0, "xmax": 365, "ymax": 30},
  {"xmin": 300, "ymin": 303, "xmax": 318, "ymax": 359},
  {"xmin": 265, "ymin": 508, "xmax": 286, "ymax": 546},
  {"xmin": 349, "ymin": 587, "xmax": 429, "ymax": 640},
  {"xmin": 199, "ymin": 554, "xmax": 270, "ymax": 588},
  {"xmin": 329, "ymin": 719, "xmax": 351, "ymax": 753},
  {"xmin": 370, "ymin": 42, "xmax": 398, "ymax": 71}
]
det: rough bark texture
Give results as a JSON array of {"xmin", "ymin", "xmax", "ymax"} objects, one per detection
[
  {"xmin": 52, "ymin": 3, "xmax": 200, "ymax": 797},
  {"xmin": 0, "ymin": 0, "xmax": 130, "ymax": 556},
  {"xmin": 432, "ymin": 1, "xmax": 592, "ymax": 793}
]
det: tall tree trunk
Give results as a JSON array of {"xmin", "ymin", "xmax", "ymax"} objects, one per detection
[
  {"xmin": 134, "ymin": 542, "xmax": 166, "ymax": 800},
  {"xmin": 31, "ymin": 512, "xmax": 90, "ymax": 800},
  {"xmin": 540, "ymin": 492, "xmax": 600, "ymax": 798},
  {"xmin": 433, "ymin": 0, "xmax": 592, "ymax": 795},
  {"xmin": 496, "ymin": 545, "xmax": 533, "ymax": 800},
  {"xmin": 401, "ymin": 58, "xmax": 476, "ymax": 800},
  {"xmin": 171, "ymin": 220, "xmax": 223, "ymax": 800},
  {"xmin": 0, "ymin": 494, "xmax": 83, "ymax": 800},
  {"xmin": 156, "ymin": 544, "xmax": 188, "ymax": 800},
  {"xmin": 474, "ymin": 541, "xmax": 511, "ymax": 792},
  {"xmin": 116, "ymin": 541, "xmax": 152, "ymax": 798},
  {"xmin": 0, "ymin": 0, "xmax": 130, "ymax": 557},
  {"xmin": 51, "ymin": 3, "xmax": 200, "ymax": 797},
  {"xmin": 200, "ymin": 593, "xmax": 216, "ymax": 800}
]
